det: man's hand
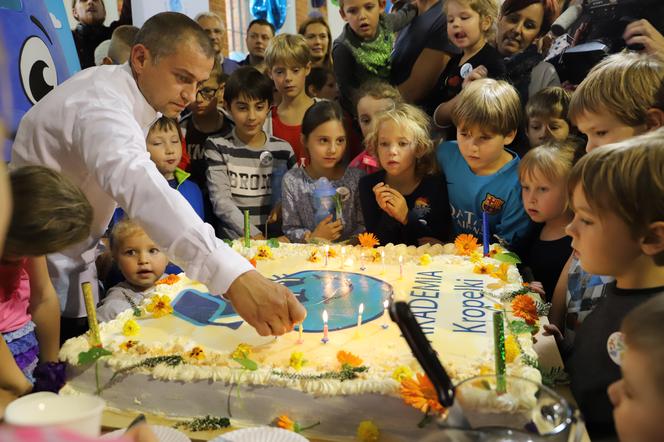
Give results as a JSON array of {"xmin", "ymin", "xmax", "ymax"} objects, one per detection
[
  {"xmin": 623, "ymin": 19, "xmax": 664, "ymax": 60},
  {"xmin": 226, "ymin": 270, "xmax": 306, "ymax": 336}
]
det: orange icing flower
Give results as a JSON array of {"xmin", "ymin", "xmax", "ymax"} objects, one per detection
[
  {"xmin": 145, "ymin": 295, "xmax": 173, "ymax": 318},
  {"xmin": 337, "ymin": 350, "xmax": 363, "ymax": 367},
  {"xmin": 358, "ymin": 232, "xmax": 380, "ymax": 248},
  {"xmin": 454, "ymin": 234, "xmax": 479, "ymax": 256},
  {"xmin": 275, "ymin": 415, "xmax": 296, "ymax": 431},
  {"xmin": 511, "ymin": 295, "xmax": 538, "ymax": 325},
  {"xmin": 400, "ymin": 373, "xmax": 446, "ymax": 415},
  {"xmin": 307, "ymin": 250, "xmax": 321, "ymax": 263},
  {"xmin": 188, "ymin": 346, "xmax": 205, "ymax": 360},
  {"xmin": 256, "ymin": 245, "xmax": 273, "ymax": 260},
  {"xmin": 490, "ymin": 263, "xmax": 511, "ymax": 282},
  {"xmin": 119, "ymin": 340, "xmax": 138, "ymax": 351},
  {"xmin": 155, "ymin": 274, "xmax": 180, "ymax": 285},
  {"xmin": 473, "ymin": 262, "xmax": 496, "ymax": 275}
]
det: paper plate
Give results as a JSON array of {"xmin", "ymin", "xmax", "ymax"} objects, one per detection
[
  {"xmin": 211, "ymin": 427, "xmax": 309, "ymax": 442},
  {"xmin": 101, "ymin": 425, "xmax": 190, "ymax": 442}
]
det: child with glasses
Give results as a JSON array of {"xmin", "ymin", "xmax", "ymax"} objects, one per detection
[{"xmin": 359, "ymin": 102, "xmax": 451, "ymax": 246}]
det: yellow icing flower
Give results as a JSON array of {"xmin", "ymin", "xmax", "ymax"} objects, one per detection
[
  {"xmin": 392, "ymin": 365, "xmax": 414, "ymax": 382},
  {"xmin": 473, "ymin": 262, "xmax": 496, "ymax": 275},
  {"xmin": 119, "ymin": 340, "xmax": 139, "ymax": 351},
  {"xmin": 505, "ymin": 335, "xmax": 520, "ymax": 363},
  {"xmin": 256, "ymin": 245, "xmax": 273, "ymax": 259},
  {"xmin": 493, "ymin": 303, "xmax": 503, "ymax": 310},
  {"xmin": 489, "ymin": 244, "xmax": 504, "ymax": 257},
  {"xmin": 370, "ymin": 249, "xmax": 381, "ymax": 262},
  {"xmin": 479, "ymin": 364, "xmax": 493, "ymax": 375},
  {"xmin": 469, "ymin": 250, "xmax": 483, "ymax": 264},
  {"xmin": 145, "ymin": 295, "xmax": 173, "ymax": 318},
  {"xmin": 189, "ymin": 346, "xmax": 205, "ymax": 360},
  {"xmin": 122, "ymin": 319, "xmax": 140, "ymax": 337},
  {"xmin": 231, "ymin": 343, "xmax": 252, "ymax": 360},
  {"xmin": 289, "ymin": 352, "xmax": 306, "ymax": 371},
  {"xmin": 357, "ymin": 420, "xmax": 380, "ymax": 442},
  {"xmin": 307, "ymin": 250, "xmax": 321, "ymax": 263},
  {"xmin": 419, "ymin": 254, "xmax": 432, "ymax": 266},
  {"xmin": 490, "ymin": 263, "xmax": 511, "ymax": 282}
]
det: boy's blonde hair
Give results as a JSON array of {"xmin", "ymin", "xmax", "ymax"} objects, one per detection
[
  {"xmin": 622, "ymin": 294, "xmax": 664, "ymax": 396},
  {"xmin": 568, "ymin": 52, "xmax": 664, "ymax": 127},
  {"xmin": 452, "ymin": 79, "xmax": 522, "ymax": 136},
  {"xmin": 357, "ymin": 80, "xmax": 402, "ymax": 103},
  {"xmin": 568, "ymin": 129, "xmax": 664, "ymax": 264},
  {"xmin": 110, "ymin": 218, "xmax": 148, "ymax": 256},
  {"xmin": 264, "ymin": 34, "xmax": 312, "ymax": 70},
  {"xmin": 526, "ymin": 86, "xmax": 572, "ymax": 121},
  {"xmin": 6, "ymin": 166, "xmax": 92, "ymax": 257},
  {"xmin": 444, "ymin": 0, "xmax": 499, "ymax": 39},
  {"xmin": 365, "ymin": 102, "xmax": 438, "ymax": 177}
]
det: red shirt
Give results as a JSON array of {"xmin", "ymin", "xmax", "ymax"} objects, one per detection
[{"xmin": 272, "ymin": 106, "xmax": 306, "ymax": 164}]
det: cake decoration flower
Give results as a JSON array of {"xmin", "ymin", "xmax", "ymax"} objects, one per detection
[
  {"xmin": 145, "ymin": 295, "xmax": 173, "ymax": 318},
  {"xmin": 469, "ymin": 250, "xmax": 483, "ymax": 263},
  {"xmin": 358, "ymin": 232, "xmax": 380, "ymax": 248},
  {"xmin": 454, "ymin": 234, "xmax": 479, "ymax": 256},
  {"xmin": 231, "ymin": 343, "xmax": 252, "ymax": 360},
  {"xmin": 307, "ymin": 250, "xmax": 322, "ymax": 263},
  {"xmin": 188, "ymin": 346, "xmax": 205, "ymax": 360},
  {"xmin": 473, "ymin": 262, "xmax": 496, "ymax": 275},
  {"xmin": 511, "ymin": 295, "xmax": 538, "ymax": 325},
  {"xmin": 155, "ymin": 274, "xmax": 180, "ymax": 285},
  {"xmin": 419, "ymin": 254, "xmax": 432, "ymax": 266},
  {"xmin": 256, "ymin": 245, "xmax": 273, "ymax": 260},
  {"xmin": 326, "ymin": 247, "xmax": 337, "ymax": 258},
  {"xmin": 400, "ymin": 372, "xmax": 446, "ymax": 415},
  {"xmin": 489, "ymin": 244, "xmax": 504, "ymax": 257},
  {"xmin": 337, "ymin": 350, "xmax": 363, "ymax": 367},
  {"xmin": 119, "ymin": 340, "xmax": 139, "ymax": 351},
  {"xmin": 357, "ymin": 420, "xmax": 380, "ymax": 442},
  {"xmin": 490, "ymin": 263, "xmax": 511, "ymax": 282},
  {"xmin": 289, "ymin": 351, "xmax": 306, "ymax": 371},
  {"xmin": 505, "ymin": 335, "xmax": 520, "ymax": 363},
  {"xmin": 370, "ymin": 249, "xmax": 381, "ymax": 262},
  {"xmin": 274, "ymin": 414, "xmax": 320, "ymax": 433},
  {"xmin": 122, "ymin": 319, "xmax": 140, "ymax": 337},
  {"xmin": 392, "ymin": 365, "xmax": 414, "ymax": 382},
  {"xmin": 248, "ymin": 257, "xmax": 257, "ymax": 267}
]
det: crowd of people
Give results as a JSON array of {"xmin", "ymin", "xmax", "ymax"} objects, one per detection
[{"xmin": 1, "ymin": 0, "xmax": 664, "ymax": 440}]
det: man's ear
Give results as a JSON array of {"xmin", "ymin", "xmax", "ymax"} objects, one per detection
[
  {"xmin": 641, "ymin": 221, "xmax": 664, "ymax": 258},
  {"xmin": 646, "ymin": 108, "xmax": 664, "ymax": 131},
  {"xmin": 130, "ymin": 44, "xmax": 149, "ymax": 74}
]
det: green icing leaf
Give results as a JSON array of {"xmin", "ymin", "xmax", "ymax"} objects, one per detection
[
  {"xmin": 233, "ymin": 357, "xmax": 258, "ymax": 371},
  {"xmin": 509, "ymin": 320, "xmax": 537, "ymax": 335},
  {"xmin": 267, "ymin": 238, "xmax": 280, "ymax": 248},
  {"xmin": 493, "ymin": 251, "xmax": 522, "ymax": 264},
  {"xmin": 174, "ymin": 415, "xmax": 230, "ymax": 431},
  {"xmin": 78, "ymin": 347, "xmax": 112, "ymax": 365}
]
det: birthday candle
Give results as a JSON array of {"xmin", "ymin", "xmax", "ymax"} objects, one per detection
[
  {"xmin": 297, "ymin": 322, "xmax": 304, "ymax": 344},
  {"xmin": 483, "ymin": 211, "xmax": 490, "ymax": 256},
  {"xmin": 244, "ymin": 210, "xmax": 250, "ymax": 248},
  {"xmin": 322, "ymin": 310, "xmax": 329, "ymax": 343},
  {"xmin": 324, "ymin": 245, "xmax": 329, "ymax": 267},
  {"xmin": 493, "ymin": 311, "xmax": 506, "ymax": 393},
  {"xmin": 81, "ymin": 282, "xmax": 101, "ymax": 347},
  {"xmin": 381, "ymin": 250, "xmax": 385, "ymax": 274},
  {"xmin": 356, "ymin": 303, "xmax": 364, "ymax": 335},
  {"xmin": 382, "ymin": 299, "xmax": 389, "ymax": 329},
  {"xmin": 399, "ymin": 255, "xmax": 404, "ymax": 279},
  {"xmin": 340, "ymin": 246, "xmax": 346, "ymax": 269}
]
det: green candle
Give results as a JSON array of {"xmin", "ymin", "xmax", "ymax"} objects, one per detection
[
  {"xmin": 493, "ymin": 311, "xmax": 506, "ymax": 393},
  {"xmin": 244, "ymin": 210, "xmax": 250, "ymax": 248}
]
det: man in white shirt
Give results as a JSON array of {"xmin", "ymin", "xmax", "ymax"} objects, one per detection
[{"xmin": 11, "ymin": 12, "xmax": 305, "ymax": 338}]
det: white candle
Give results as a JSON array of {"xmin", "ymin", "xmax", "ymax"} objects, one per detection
[
  {"xmin": 297, "ymin": 322, "xmax": 304, "ymax": 344},
  {"xmin": 356, "ymin": 303, "xmax": 364, "ymax": 335},
  {"xmin": 399, "ymin": 255, "xmax": 404, "ymax": 279},
  {"xmin": 382, "ymin": 300, "xmax": 389, "ymax": 329},
  {"xmin": 340, "ymin": 246, "xmax": 347, "ymax": 269},
  {"xmin": 322, "ymin": 310, "xmax": 329, "ymax": 343},
  {"xmin": 381, "ymin": 250, "xmax": 386, "ymax": 274},
  {"xmin": 324, "ymin": 245, "xmax": 329, "ymax": 267}
]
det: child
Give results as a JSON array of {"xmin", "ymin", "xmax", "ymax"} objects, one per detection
[
  {"xmin": 608, "ymin": 295, "xmax": 664, "ymax": 442},
  {"xmin": 306, "ymin": 66, "xmax": 339, "ymax": 101},
  {"xmin": 264, "ymin": 34, "xmax": 316, "ymax": 164},
  {"xmin": 518, "ymin": 141, "xmax": 575, "ymax": 301},
  {"xmin": 282, "ymin": 101, "xmax": 365, "ymax": 242},
  {"xmin": 359, "ymin": 102, "xmax": 452, "ymax": 246},
  {"xmin": 206, "ymin": 66, "xmax": 295, "ymax": 240},
  {"xmin": 349, "ymin": 81, "xmax": 402, "ymax": 175},
  {"xmin": 436, "ymin": 78, "xmax": 530, "ymax": 247},
  {"xmin": 431, "ymin": 0, "xmax": 505, "ymax": 127},
  {"xmin": 525, "ymin": 87, "xmax": 572, "ymax": 148},
  {"xmin": 1, "ymin": 166, "xmax": 92, "ymax": 398},
  {"xmin": 565, "ymin": 131, "xmax": 664, "ymax": 439},
  {"xmin": 332, "ymin": 0, "xmax": 416, "ymax": 117},
  {"xmin": 180, "ymin": 59, "xmax": 234, "ymax": 191},
  {"xmin": 97, "ymin": 219, "xmax": 169, "ymax": 322}
]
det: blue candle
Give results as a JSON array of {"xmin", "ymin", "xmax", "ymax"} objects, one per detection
[{"xmin": 482, "ymin": 211, "xmax": 490, "ymax": 256}]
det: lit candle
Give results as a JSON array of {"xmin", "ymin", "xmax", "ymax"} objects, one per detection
[
  {"xmin": 322, "ymin": 310, "xmax": 329, "ymax": 343},
  {"xmin": 483, "ymin": 211, "xmax": 490, "ymax": 256},
  {"xmin": 340, "ymin": 246, "xmax": 347, "ymax": 269},
  {"xmin": 360, "ymin": 251, "xmax": 366, "ymax": 271},
  {"xmin": 355, "ymin": 303, "xmax": 364, "ymax": 336},
  {"xmin": 381, "ymin": 250, "xmax": 385, "ymax": 274},
  {"xmin": 382, "ymin": 299, "xmax": 389, "ymax": 329},
  {"xmin": 399, "ymin": 255, "xmax": 404, "ymax": 279},
  {"xmin": 493, "ymin": 311, "xmax": 506, "ymax": 393},
  {"xmin": 297, "ymin": 322, "xmax": 304, "ymax": 344},
  {"xmin": 81, "ymin": 282, "xmax": 101, "ymax": 347},
  {"xmin": 324, "ymin": 245, "xmax": 329, "ymax": 267}
]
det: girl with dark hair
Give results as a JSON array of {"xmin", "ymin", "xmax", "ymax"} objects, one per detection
[{"xmin": 281, "ymin": 101, "xmax": 365, "ymax": 243}]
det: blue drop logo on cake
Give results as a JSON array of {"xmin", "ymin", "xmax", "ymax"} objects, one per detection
[{"xmin": 170, "ymin": 271, "xmax": 393, "ymax": 332}]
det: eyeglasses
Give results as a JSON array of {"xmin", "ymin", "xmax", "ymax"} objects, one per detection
[{"xmin": 196, "ymin": 87, "xmax": 219, "ymax": 100}]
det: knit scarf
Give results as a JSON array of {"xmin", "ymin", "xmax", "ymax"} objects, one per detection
[{"xmin": 346, "ymin": 17, "xmax": 393, "ymax": 79}]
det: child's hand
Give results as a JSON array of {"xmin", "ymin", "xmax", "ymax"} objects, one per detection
[
  {"xmin": 311, "ymin": 215, "xmax": 343, "ymax": 241},
  {"xmin": 543, "ymin": 323, "xmax": 563, "ymax": 343},
  {"xmin": 375, "ymin": 186, "xmax": 409, "ymax": 224},
  {"xmin": 462, "ymin": 65, "xmax": 488, "ymax": 88},
  {"xmin": 267, "ymin": 203, "xmax": 282, "ymax": 224},
  {"xmin": 527, "ymin": 281, "xmax": 546, "ymax": 297},
  {"xmin": 252, "ymin": 233, "xmax": 266, "ymax": 240},
  {"xmin": 372, "ymin": 182, "xmax": 390, "ymax": 212}
]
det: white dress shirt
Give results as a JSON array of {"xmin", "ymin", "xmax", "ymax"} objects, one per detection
[{"xmin": 11, "ymin": 63, "xmax": 253, "ymax": 317}]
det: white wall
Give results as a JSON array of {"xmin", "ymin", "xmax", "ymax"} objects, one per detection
[{"xmin": 327, "ymin": 0, "xmax": 344, "ymax": 40}]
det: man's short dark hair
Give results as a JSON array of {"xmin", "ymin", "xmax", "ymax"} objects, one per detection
[
  {"xmin": 134, "ymin": 12, "xmax": 215, "ymax": 62},
  {"xmin": 224, "ymin": 66, "xmax": 273, "ymax": 106},
  {"xmin": 246, "ymin": 18, "xmax": 275, "ymax": 36}
]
